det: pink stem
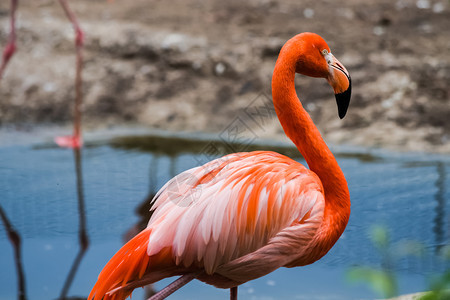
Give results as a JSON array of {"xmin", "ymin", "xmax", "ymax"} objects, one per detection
[
  {"xmin": 58, "ymin": 0, "xmax": 84, "ymax": 141},
  {"xmin": 0, "ymin": 0, "xmax": 18, "ymax": 80}
]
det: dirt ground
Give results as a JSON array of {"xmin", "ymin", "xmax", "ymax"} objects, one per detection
[{"xmin": 0, "ymin": 0, "xmax": 449, "ymax": 153}]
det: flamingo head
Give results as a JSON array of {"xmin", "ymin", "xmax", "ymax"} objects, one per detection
[{"xmin": 293, "ymin": 32, "xmax": 352, "ymax": 119}]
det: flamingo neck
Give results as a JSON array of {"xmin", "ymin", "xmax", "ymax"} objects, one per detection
[{"xmin": 271, "ymin": 51, "xmax": 350, "ymax": 211}]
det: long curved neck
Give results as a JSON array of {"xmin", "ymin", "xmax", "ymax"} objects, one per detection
[{"xmin": 271, "ymin": 50, "xmax": 350, "ymax": 210}]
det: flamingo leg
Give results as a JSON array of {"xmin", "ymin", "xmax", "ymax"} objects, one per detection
[
  {"xmin": 54, "ymin": 0, "xmax": 84, "ymax": 148},
  {"xmin": 0, "ymin": 0, "xmax": 18, "ymax": 81},
  {"xmin": 230, "ymin": 286, "xmax": 238, "ymax": 300},
  {"xmin": 147, "ymin": 273, "xmax": 197, "ymax": 300}
]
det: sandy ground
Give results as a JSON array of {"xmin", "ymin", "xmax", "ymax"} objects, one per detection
[{"xmin": 0, "ymin": 0, "xmax": 449, "ymax": 153}]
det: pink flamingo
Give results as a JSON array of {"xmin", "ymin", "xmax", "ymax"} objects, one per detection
[{"xmin": 89, "ymin": 32, "xmax": 352, "ymax": 300}]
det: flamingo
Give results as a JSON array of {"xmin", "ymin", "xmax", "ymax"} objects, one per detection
[{"xmin": 89, "ymin": 32, "xmax": 352, "ymax": 300}]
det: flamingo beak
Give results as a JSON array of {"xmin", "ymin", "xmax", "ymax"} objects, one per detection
[{"xmin": 326, "ymin": 54, "xmax": 351, "ymax": 119}]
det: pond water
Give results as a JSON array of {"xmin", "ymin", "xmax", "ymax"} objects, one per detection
[{"xmin": 0, "ymin": 130, "xmax": 449, "ymax": 300}]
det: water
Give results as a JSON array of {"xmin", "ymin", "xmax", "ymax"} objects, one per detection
[{"xmin": 0, "ymin": 131, "xmax": 449, "ymax": 300}]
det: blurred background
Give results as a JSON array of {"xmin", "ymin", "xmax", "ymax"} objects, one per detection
[
  {"xmin": 0, "ymin": 0, "xmax": 449, "ymax": 151},
  {"xmin": 0, "ymin": 0, "xmax": 449, "ymax": 299}
]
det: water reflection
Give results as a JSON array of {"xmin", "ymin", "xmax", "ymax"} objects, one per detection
[
  {"xmin": 402, "ymin": 160, "xmax": 448, "ymax": 255},
  {"xmin": 0, "ymin": 204, "xmax": 26, "ymax": 300},
  {"xmin": 434, "ymin": 162, "xmax": 446, "ymax": 254},
  {"xmin": 124, "ymin": 154, "xmax": 168, "ymax": 239},
  {"xmin": 0, "ymin": 145, "xmax": 92, "ymax": 299},
  {"xmin": 58, "ymin": 148, "xmax": 90, "ymax": 300}
]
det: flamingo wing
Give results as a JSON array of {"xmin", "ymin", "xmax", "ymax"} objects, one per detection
[{"xmin": 147, "ymin": 151, "xmax": 325, "ymax": 283}]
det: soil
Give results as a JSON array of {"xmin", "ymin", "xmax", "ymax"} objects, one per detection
[{"xmin": 0, "ymin": 0, "xmax": 449, "ymax": 153}]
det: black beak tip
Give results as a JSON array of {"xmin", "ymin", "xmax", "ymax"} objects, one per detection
[{"xmin": 335, "ymin": 78, "xmax": 352, "ymax": 119}]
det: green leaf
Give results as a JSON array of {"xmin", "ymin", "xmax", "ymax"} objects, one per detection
[
  {"xmin": 419, "ymin": 271, "xmax": 450, "ymax": 300},
  {"xmin": 347, "ymin": 266, "xmax": 397, "ymax": 298}
]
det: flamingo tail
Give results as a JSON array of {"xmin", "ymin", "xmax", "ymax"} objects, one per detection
[{"xmin": 88, "ymin": 228, "xmax": 174, "ymax": 300}]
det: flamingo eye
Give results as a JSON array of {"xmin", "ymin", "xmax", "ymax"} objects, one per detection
[{"xmin": 322, "ymin": 49, "xmax": 332, "ymax": 64}]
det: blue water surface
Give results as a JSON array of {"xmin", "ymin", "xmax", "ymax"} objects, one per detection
[{"xmin": 0, "ymin": 135, "xmax": 449, "ymax": 300}]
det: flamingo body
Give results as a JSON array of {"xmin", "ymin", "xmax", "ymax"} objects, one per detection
[
  {"xmin": 149, "ymin": 152, "xmax": 326, "ymax": 276},
  {"xmin": 54, "ymin": 135, "xmax": 82, "ymax": 148},
  {"xmin": 89, "ymin": 32, "xmax": 352, "ymax": 300}
]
